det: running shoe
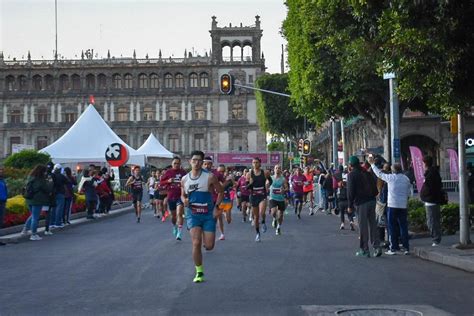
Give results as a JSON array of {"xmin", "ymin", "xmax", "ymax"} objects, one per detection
[
  {"xmin": 161, "ymin": 215, "xmax": 166, "ymax": 222},
  {"xmin": 355, "ymin": 250, "xmax": 370, "ymax": 257},
  {"xmin": 173, "ymin": 226, "xmax": 178, "ymax": 238},
  {"xmin": 30, "ymin": 234, "xmax": 42, "ymax": 241},
  {"xmin": 176, "ymin": 230, "xmax": 182, "ymax": 241},
  {"xmin": 340, "ymin": 223, "xmax": 345, "ymax": 230},
  {"xmin": 309, "ymin": 210, "xmax": 314, "ymax": 216},
  {"xmin": 373, "ymin": 248, "xmax": 383, "ymax": 257},
  {"xmin": 385, "ymin": 250, "xmax": 397, "ymax": 255},
  {"xmin": 20, "ymin": 228, "xmax": 29, "ymax": 236},
  {"xmin": 276, "ymin": 227, "xmax": 281, "ymax": 235},
  {"xmin": 193, "ymin": 272, "xmax": 204, "ymax": 283},
  {"xmin": 297, "ymin": 213, "xmax": 301, "ymax": 219},
  {"xmin": 137, "ymin": 217, "xmax": 140, "ymax": 223},
  {"xmin": 44, "ymin": 231, "xmax": 53, "ymax": 236},
  {"xmin": 219, "ymin": 234, "xmax": 225, "ymax": 240},
  {"xmin": 350, "ymin": 222, "xmax": 355, "ymax": 231},
  {"xmin": 272, "ymin": 218, "xmax": 277, "ymax": 228},
  {"xmin": 261, "ymin": 222, "xmax": 267, "ymax": 233},
  {"xmin": 255, "ymin": 233, "xmax": 261, "ymax": 242}
]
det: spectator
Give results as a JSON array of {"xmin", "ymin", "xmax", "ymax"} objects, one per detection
[
  {"xmin": 78, "ymin": 169, "xmax": 97, "ymax": 220},
  {"xmin": 347, "ymin": 156, "xmax": 381, "ymax": 257},
  {"xmin": 101, "ymin": 167, "xmax": 115, "ymax": 214},
  {"xmin": 375, "ymin": 163, "xmax": 390, "ymax": 248},
  {"xmin": 0, "ymin": 166, "xmax": 7, "ymax": 245},
  {"xmin": 95, "ymin": 170, "xmax": 112, "ymax": 216},
  {"xmin": 44, "ymin": 162, "xmax": 55, "ymax": 235},
  {"xmin": 337, "ymin": 173, "xmax": 354, "ymax": 230},
  {"xmin": 323, "ymin": 170, "xmax": 334, "ymax": 214},
  {"xmin": 369, "ymin": 157, "xmax": 412, "ymax": 255},
  {"xmin": 63, "ymin": 167, "xmax": 77, "ymax": 225},
  {"xmin": 420, "ymin": 156, "xmax": 443, "ymax": 246},
  {"xmin": 21, "ymin": 165, "xmax": 53, "ymax": 241},
  {"xmin": 51, "ymin": 164, "xmax": 68, "ymax": 228}
]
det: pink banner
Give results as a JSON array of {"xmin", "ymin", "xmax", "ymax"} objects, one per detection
[
  {"xmin": 447, "ymin": 149, "xmax": 459, "ymax": 181},
  {"xmin": 409, "ymin": 146, "xmax": 425, "ymax": 192},
  {"xmin": 205, "ymin": 152, "xmax": 281, "ymax": 165}
]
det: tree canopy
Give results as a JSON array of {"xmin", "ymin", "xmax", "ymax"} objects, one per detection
[
  {"xmin": 283, "ymin": 0, "xmax": 474, "ymax": 128},
  {"xmin": 3, "ymin": 150, "xmax": 51, "ymax": 169}
]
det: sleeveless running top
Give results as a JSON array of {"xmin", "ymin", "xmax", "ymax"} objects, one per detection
[
  {"xmin": 183, "ymin": 170, "xmax": 213, "ymax": 215},
  {"xmin": 270, "ymin": 175, "xmax": 285, "ymax": 202},
  {"xmin": 131, "ymin": 175, "xmax": 143, "ymax": 192},
  {"xmin": 251, "ymin": 170, "xmax": 266, "ymax": 196}
]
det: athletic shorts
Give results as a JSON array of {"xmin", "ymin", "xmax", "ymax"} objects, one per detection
[
  {"xmin": 168, "ymin": 198, "xmax": 183, "ymax": 211},
  {"xmin": 250, "ymin": 195, "xmax": 266, "ymax": 208},
  {"xmin": 240, "ymin": 195, "xmax": 250, "ymax": 203},
  {"xmin": 185, "ymin": 208, "xmax": 216, "ymax": 232},
  {"xmin": 219, "ymin": 201, "xmax": 233, "ymax": 212},
  {"xmin": 294, "ymin": 192, "xmax": 304, "ymax": 201},
  {"xmin": 269, "ymin": 199, "xmax": 286, "ymax": 212},
  {"xmin": 156, "ymin": 194, "xmax": 167, "ymax": 201},
  {"xmin": 303, "ymin": 191, "xmax": 313, "ymax": 199},
  {"xmin": 132, "ymin": 190, "xmax": 143, "ymax": 203},
  {"xmin": 149, "ymin": 194, "xmax": 155, "ymax": 200}
]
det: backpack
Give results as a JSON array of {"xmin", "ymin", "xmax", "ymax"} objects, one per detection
[
  {"xmin": 361, "ymin": 170, "xmax": 378, "ymax": 198},
  {"xmin": 22, "ymin": 179, "xmax": 36, "ymax": 199}
]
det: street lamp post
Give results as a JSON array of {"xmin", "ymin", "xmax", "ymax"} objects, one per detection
[
  {"xmin": 458, "ymin": 113, "xmax": 471, "ymax": 246},
  {"xmin": 384, "ymin": 72, "xmax": 400, "ymax": 164},
  {"xmin": 332, "ymin": 119, "xmax": 338, "ymax": 169}
]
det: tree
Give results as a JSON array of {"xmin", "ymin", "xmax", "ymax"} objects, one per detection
[
  {"xmin": 4, "ymin": 150, "xmax": 51, "ymax": 169},
  {"xmin": 255, "ymin": 73, "xmax": 305, "ymax": 138}
]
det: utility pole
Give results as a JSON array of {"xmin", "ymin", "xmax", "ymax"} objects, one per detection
[
  {"xmin": 384, "ymin": 72, "xmax": 400, "ymax": 164},
  {"xmin": 340, "ymin": 118, "xmax": 347, "ymax": 166},
  {"xmin": 457, "ymin": 113, "xmax": 471, "ymax": 246},
  {"xmin": 332, "ymin": 119, "xmax": 338, "ymax": 169}
]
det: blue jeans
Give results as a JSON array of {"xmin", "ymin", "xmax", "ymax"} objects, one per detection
[
  {"xmin": 53, "ymin": 193, "xmax": 65, "ymax": 226},
  {"xmin": 387, "ymin": 207, "xmax": 409, "ymax": 251},
  {"xmin": 24, "ymin": 205, "xmax": 43, "ymax": 234},
  {"xmin": 64, "ymin": 197, "xmax": 73, "ymax": 223}
]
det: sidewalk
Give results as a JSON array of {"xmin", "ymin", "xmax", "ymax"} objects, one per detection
[
  {"xmin": 411, "ymin": 232, "xmax": 474, "ymax": 273},
  {"xmin": 0, "ymin": 202, "xmax": 134, "ymax": 244}
]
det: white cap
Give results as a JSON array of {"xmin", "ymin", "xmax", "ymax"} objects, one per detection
[
  {"xmin": 342, "ymin": 174, "xmax": 348, "ymax": 181},
  {"xmin": 53, "ymin": 163, "xmax": 62, "ymax": 171}
]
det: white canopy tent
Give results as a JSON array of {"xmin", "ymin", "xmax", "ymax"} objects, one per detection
[
  {"xmin": 41, "ymin": 104, "xmax": 145, "ymax": 166},
  {"xmin": 136, "ymin": 133, "xmax": 174, "ymax": 159}
]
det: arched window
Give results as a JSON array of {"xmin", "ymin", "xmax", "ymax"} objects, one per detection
[
  {"xmin": 175, "ymin": 73, "xmax": 184, "ymax": 88},
  {"xmin": 243, "ymin": 42, "xmax": 253, "ymax": 62},
  {"xmin": 71, "ymin": 74, "xmax": 81, "ymax": 90},
  {"xmin": 36, "ymin": 107, "xmax": 48, "ymax": 123},
  {"xmin": 221, "ymin": 42, "xmax": 231, "ymax": 62},
  {"xmin": 32, "ymin": 75, "xmax": 42, "ymax": 91},
  {"xmin": 64, "ymin": 111, "xmax": 77, "ymax": 123},
  {"xmin": 232, "ymin": 134, "xmax": 244, "ymax": 151},
  {"xmin": 169, "ymin": 134, "xmax": 179, "ymax": 152},
  {"xmin": 86, "ymin": 74, "xmax": 95, "ymax": 90},
  {"xmin": 10, "ymin": 109, "xmax": 22, "ymax": 123},
  {"xmin": 138, "ymin": 74, "xmax": 148, "ymax": 89},
  {"xmin": 5, "ymin": 75, "xmax": 15, "ymax": 91},
  {"xmin": 117, "ymin": 107, "xmax": 129, "ymax": 121},
  {"xmin": 97, "ymin": 74, "xmax": 107, "ymax": 90},
  {"xmin": 189, "ymin": 73, "xmax": 198, "ymax": 88},
  {"xmin": 164, "ymin": 73, "xmax": 173, "ymax": 88},
  {"xmin": 199, "ymin": 72, "xmax": 209, "ymax": 88},
  {"xmin": 44, "ymin": 75, "xmax": 54, "ymax": 90},
  {"xmin": 59, "ymin": 75, "xmax": 69, "ymax": 91},
  {"xmin": 231, "ymin": 103, "xmax": 244, "ymax": 119},
  {"xmin": 194, "ymin": 134, "xmax": 205, "ymax": 150},
  {"xmin": 124, "ymin": 74, "xmax": 133, "ymax": 89},
  {"xmin": 194, "ymin": 105, "xmax": 205, "ymax": 120},
  {"xmin": 168, "ymin": 105, "xmax": 180, "ymax": 120},
  {"xmin": 150, "ymin": 73, "xmax": 159, "ymax": 89},
  {"xmin": 143, "ymin": 106, "xmax": 154, "ymax": 120},
  {"xmin": 232, "ymin": 42, "xmax": 242, "ymax": 61},
  {"xmin": 113, "ymin": 74, "xmax": 122, "ymax": 89},
  {"xmin": 36, "ymin": 136, "xmax": 48, "ymax": 150},
  {"xmin": 18, "ymin": 75, "xmax": 27, "ymax": 91}
]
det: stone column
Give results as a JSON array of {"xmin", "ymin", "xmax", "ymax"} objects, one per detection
[
  {"xmin": 155, "ymin": 101, "xmax": 160, "ymax": 121},
  {"xmin": 30, "ymin": 105, "xmax": 35, "ymax": 123},
  {"xmin": 181, "ymin": 101, "xmax": 186, "ymax": 121},
  {"xmin": 207, "ymin": 131, "xmax": 211, "ymax": 151},
  {"xmin": 187, "ymin": 101, "xmax": 192, "ymax": 121},
  {"xmin": 57, "ymin": 103, "xmax": 62, "ymax": 123},
  {"xmin": 129, "ymin": 101, "xmax": 134, "ymax": 121},
  {"xmin": 110, "ymin": 101, "xmax": 115, "ymax": 122},
  {"xmin": 104, "ymin": 101, "xmax": 108, "ymax": 121},
  {"xmin": 23, "ymin": 104, "xmax": 28, "ymax": 123},
  {"xmin": 162, "ymin": 101, "xmax": 167, "ymax": 121},
  {"xmin": 77, "ymin": 103, "xmax": 82, "ymax": 116},
  {"xmin": 181, "ymin": 132, "xmax": 186, "ymax": 154},
  {"xmin": 207, "ymin": 101, "xmax": 211, "ymax": 121},
  {"xmin": 3, "ymin": 105, "xmax": 8, "ymax": 123},
  {"xmin": 50, "ymin": 104, "xmax": 56, "ymax": 122},
  {"xmin": 136, "ymin": 101, "xmax": 141, "ymax": 121}
]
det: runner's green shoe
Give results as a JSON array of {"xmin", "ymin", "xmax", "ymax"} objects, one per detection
[{"xmin": 193, "ymin": 272, "xmax": 204, "ymax": 283}]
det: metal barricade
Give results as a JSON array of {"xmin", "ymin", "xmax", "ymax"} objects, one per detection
[{"xmin": 112, "ymin": 179, "xmax": 133, "ymax": 205}]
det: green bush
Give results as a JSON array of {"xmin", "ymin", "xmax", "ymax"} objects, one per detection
[
  {"xmin": 5, "ymin": 177, "xmax": 27, "ymax": 198},
  {"xmin": 407, "ymin": 198, "xmax": 424, "ymax": 211},
  {"xmin": 4, "ymin": 150, "xmax": 50, "ymax": 169},
  {"xmin": 408, "ymin": 206, "xmax": 428, "ymax": 232},
  {"xmin": 3, "ymin": 167, "xmax": 30, "ymax": 179},
  {"xmin": 441, "ymin": 203, "xmax": 459, "ymax": 235}
]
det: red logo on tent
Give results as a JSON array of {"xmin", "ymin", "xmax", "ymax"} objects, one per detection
[
  {"xmin": 89, "ymin": 95, "xmax": 95, "ymax": 105},
  {"xmin": 105, "ymin": 143, "xmax": 129, "ymax": 167}
]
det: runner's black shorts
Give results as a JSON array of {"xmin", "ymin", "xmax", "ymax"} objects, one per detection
[
  {"xmin": 269, "ymin": 199, "xmax": 285, "ymax": 212},
  {"xmin": 294, "ymin": 192, "xmax": 304, "ymax": 201},
  {"xmin": 132, "ymin": 190, "xmax": 143, "ymax": 203},
  {"xmin": 250, "ymin": 195, "xmax": 266, "ymax": 208},
  {"xmin": 240, "ymin": 195, "xmax": 250, "ymax": 203},
  {"xmin": 155, "ymin": 193, "xmax": 167, "ymax": 201}
]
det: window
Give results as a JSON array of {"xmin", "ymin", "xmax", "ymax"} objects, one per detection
[
  {"xmin": 59, "ymin": 75, "xmax": 69, "ymax": 91},
  {"xmin": 65, "ymin": 112, "xmax": 77, "ymax": 123},
  {"xmin": 232, "ymin": 135, "xmax": 243, "ymax": 151},
  {"xmin": 169, "ymin": 134, "xmax": 179, "ymax": 152},
  {"xmin": 117, "ymin": 108, "xmax": 128, "ymax": 121},
  {"xmin": 86, "ymin": 74, "xmax": 95, "ymax": 90},
  {"xmin": 124, "ymin": 74, "xmax": 133, "ymax": 89},
  {"xmin": 194, "ymin": 105, "xmax": 205, "ymax": 120},
  {"xmin": 71, "ymin": 74, "xmax": 81, "ymax": 90},
  {"xmin": 189, "ymin": 73, "xmax": 198, "ymax": 88},
  {"xmin": 36, "ymin": 136, "xmax": 48, "ymax": 150},
  {"xmin": 138, "ymin": 74, "xmax": 148, "ymax": 89},
  {"xmin": 200, "ymin": 72, "xmax": 209, "ymax": 87},
  {"xmin": 18, "ymin": 76, "xmax": 27, "ymax": 91},
  {"xmin": 248, "ymin": 75, "xmax": 254, "ymax": 84},
  {"xmin": 164, "ymin": 73, "xmax": 173, "ymax": 88},
  {"xmin": 9, "ymin": 137, "xmax": 21, "ymax": 154},
  {"xmin": 6, "ymin": 76, "xmax": 15, "ymax": 91},
  {"xmin": 194, "ymin": 134, "xmax": 205, "ymax": 150},
  {"xmin": 36, "ymin": 108, "xmax": 48, "ymax": 123},
  {"xmin": 175, "ymin": 73, "xmax": 184, "ymax": 88},
  {"xmin": 118, "ymin": 134, "xmax": 128, "ymax": 143},
  {"xmin": 143, "ymin": 107, "xmax": 154, "ymax": 120},
  {"xmin": 45, "ymin": 75, "xmax": 54, "ymax": 90},
  {"xmin": 113, "ymin": 74, "xmax": 122, "ymax": 89},
  {"xmin": 231, "ymin": 103, "xmax": 244, "ymax": 119},
  {"xmin": 98, "ymin": 74, "xmax": 107, "ymax": 90},
  {"xmin": 32, "ymin": 75, "xmax": 42, "ymax": 91},
  {"xmin": 150, "ymin": 73, "xmax": 159, "ymax": 89},
  {"xmin": 168, "ymin": 106, "xmax": 180, "ymax": 120},
  {"xmin": 10, "ymin": 109, "xmax": 21, "ymax": 123}
]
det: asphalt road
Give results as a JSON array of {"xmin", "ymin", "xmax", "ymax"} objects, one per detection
[{"xmin": 1, "ymin": 203, "xmax": 474, "ymax": 316}]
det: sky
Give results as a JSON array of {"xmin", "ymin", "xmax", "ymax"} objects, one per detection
[{"xmin": 0, "ymin": 0, "xmax": 288, "ymax": 73}]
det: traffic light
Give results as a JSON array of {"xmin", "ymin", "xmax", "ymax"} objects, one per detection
[
  {"xmin": 220, "ymin": 74, "xmax": 233, "ymax": 94},
  {"xmin": 302, "ymin": 156, "xmax": 308, "ymax": 166},
  {"xmin": 450, "ymin": 115, "xmax": 458, "ymax": 135},
  {"xmin": 298, "ymin": 139, "xmax": 304, "ymax": 154},
  {"xmin": 303, "ymin": 139, "xmax": 311, "ymax": 156}
]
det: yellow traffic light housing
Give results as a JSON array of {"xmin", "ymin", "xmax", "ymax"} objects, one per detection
[
  {"xmin": 298, "ymin": 139, "xmax": 304, "ymax": 154},
  {"xmin": 303, "ymin": 139, "xmax": 311, "ymax": 156},
  {"xmin": 450, "ymin": 115, "xmax": 458, "ymax": 135},
  {"xmin": 220, "ymin": 74, "xmax": 233, "ymax": 94}
]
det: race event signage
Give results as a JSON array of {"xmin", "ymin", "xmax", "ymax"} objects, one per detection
[{"xmin": 105, "ymin": 143, "xmax": 129, "ymax": 167}]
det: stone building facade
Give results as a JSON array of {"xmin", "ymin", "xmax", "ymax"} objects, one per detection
[{"xmin": 0, "ymin": 16, "xmax": 267, "ymax": 159}]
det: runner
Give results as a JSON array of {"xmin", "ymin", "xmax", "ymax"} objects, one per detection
[
  {"xmin": 236, "ymin": 169, "xmax": 251, "ymax": 222},
  {"xmin": 181, "ymin": 150, "xmax": 223, "ymax": 283},
  {"xmin": 154, "ymin": 169, "xmax": 169, "ymax": 221},
  {"xmin": 246, "ymin": 157, "xmax": 269, "ymax": 242},
  {"xmin": 291, "ymin": 167, "xmax": 306, "ymax": 219},
  {"xmin": 216, "ymin": 165, "xmax": 234, "ymax": 240},
  {"xmin": 125, "ymin": 166, "xmax": 145, "ymax": 223},
  {"xmin": 303, "ymin": 166, "xmax": 315, "ymax": 215},
  {"xmin": 147, "ymin": 170, "xmax": 158, "ymax": 217},
  {"xmin": 269, "ymin": 164, "xmax": 288, "ymax": 235},
  {"xmin": 203, "ymin": 156, "xmax": 225, "ymax": 206},
  {"xmin": 160, "ymin": 157, "xmax": 187, "ymax": 240}
]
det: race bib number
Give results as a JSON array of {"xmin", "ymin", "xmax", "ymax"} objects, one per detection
[
  {"xmin": 253, "ymin": 187, "xmax": 265, "ymax": 195},
  {"xmin": 190, "ymin": 203, "xmax": 209, "ymax": 215},
  {"xmin": 272, "ymin": 188, "xmax": 282, "ymax": 195}
]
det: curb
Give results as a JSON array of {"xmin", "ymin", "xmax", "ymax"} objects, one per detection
[
  {"xmin": 0, "ymin": 204, "xmax": 134, "ymax": 244},
  {"xmin": 413, "ymin": 246, "xmax": 474, "ymax": 273}
]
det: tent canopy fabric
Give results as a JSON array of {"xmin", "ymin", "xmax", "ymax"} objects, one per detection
[
  {"xmin": 41, "ymin": 104, "xmax": 145, "ymax": 165},
  {"xmin": 137, "ymin": 133, "xmax": 174, "ymax": 159}
]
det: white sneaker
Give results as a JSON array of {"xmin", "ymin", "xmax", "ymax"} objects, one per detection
[
  {"xmin": 44, "ymin": 231, "xmax": 53, "ymax": 236},
  {"xmin": 385, "ymin": 250, "xmax": 397, "ymax": 255},
  {"xmin": 432, "ymin": 242, "xmax": 439, "ymax": 247},
  {"xmin": 30, "ymin": 234, "xmax": 42, "ymax": 241},
  {"xmin": 219, "ymin": 234, "xmax": 225, "ymax": 241},
  {"xmin": 404, "ymin": 251, "xmax": 410, "ymax": 255},
  {"xmin": 20, "ymin": 229, "xmax": 29, "ymax": 236},
  {"xmin": 255, "ymin": 233, "xmax": 261, "ymax": 242}
]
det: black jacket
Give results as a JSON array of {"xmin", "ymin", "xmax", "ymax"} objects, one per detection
[
  {"xmin": 347, "ymin": 167, "xmax": 377, "ymax": 209},
  {"xmin": 52, "ymin": 171, "xmax": 67, "ymax": 195},
  {"xmin": 420, "ymin": 167, "xmax": 442, "ymax": 204}
]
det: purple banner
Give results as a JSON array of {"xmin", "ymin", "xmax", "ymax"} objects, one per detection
[
  {"xmin": 409, "ymin": 146, "xmax": 425, "ymax": 192},
  {"xmin": 205, "ymin": 152, "xmax": 281, "ymax": 165},
  {"xmin": 447, "ymin": 149, "xmax": 459, "ymax": 181}
]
